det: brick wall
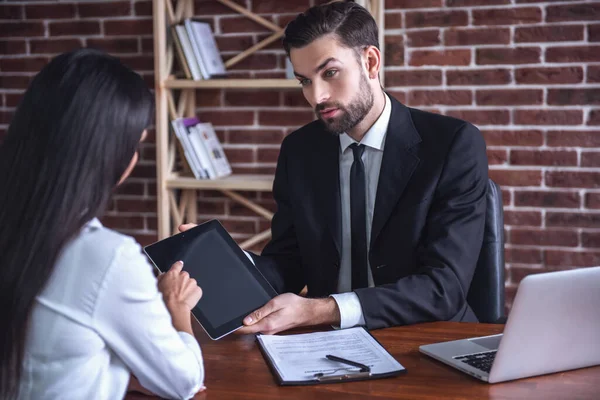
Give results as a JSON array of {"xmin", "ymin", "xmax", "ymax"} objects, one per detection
[{"xmin": 1, "ymin": 0, "xmax": 599, "ymax": 309}]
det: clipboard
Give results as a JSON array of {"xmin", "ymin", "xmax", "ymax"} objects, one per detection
[{"xmin": 256, "ymin": 327, "xmax": 406, "ymax": 385}]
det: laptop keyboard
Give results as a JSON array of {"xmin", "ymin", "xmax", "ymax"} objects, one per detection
[{"xmin": 454, "ymin": 350, "xmax": 497, "ymax": 373}]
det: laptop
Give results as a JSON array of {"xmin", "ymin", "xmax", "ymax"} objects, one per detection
[{"xmin": 419, "ymin": 266, "xmax": 600, "ymax": 383}]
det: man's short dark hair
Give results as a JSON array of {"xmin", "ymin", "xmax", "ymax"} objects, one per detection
[{"xmin": 282, "ymin": 1, "xmax": 379, "ymax": 57}]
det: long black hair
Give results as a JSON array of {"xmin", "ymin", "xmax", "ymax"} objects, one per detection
[{"xmin": 0, "ymin": 48, "xmax": 154, "ymax": 398}]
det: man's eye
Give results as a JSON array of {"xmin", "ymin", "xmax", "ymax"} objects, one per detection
[
  {"xmin": 299, "ymin": 78, "xmax": 311, "ymax": 86},
  {"xmin": 324, "ymin": 70, "xmax": 337, "ymax": 78}
]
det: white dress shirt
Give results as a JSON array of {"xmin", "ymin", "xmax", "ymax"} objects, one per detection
[
  {"xmin": 19, "ymin": 218, "xmax": 204, "ymax": 400},
  {"xmin": 331, "ymin": 93, "xmax": 392, "ymax": 329}
]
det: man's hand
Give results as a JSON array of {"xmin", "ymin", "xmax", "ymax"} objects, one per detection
[
  {"xmin": 238, "ymin": 293, "xmax": 341, "ymax": 335},
  {"xmin": 179, "ymin": 223, "xmax": 197, "ymax": 233}
]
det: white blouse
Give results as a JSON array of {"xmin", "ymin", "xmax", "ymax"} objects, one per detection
[{"xmin": 19, "ymin": 218, "xmax": 204, "ymax": 400}]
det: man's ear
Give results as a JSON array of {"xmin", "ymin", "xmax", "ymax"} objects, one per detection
[{"xmin": 364, "ymin": 45, "xmax": 381, "ymax": 80}]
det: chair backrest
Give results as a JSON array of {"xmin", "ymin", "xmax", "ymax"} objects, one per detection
[{"xmin": 467, "ymin": 178, "xmax": 506, "ymax": 323}]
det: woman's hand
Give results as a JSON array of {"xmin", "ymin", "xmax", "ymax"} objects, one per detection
[{"xmin": 157, "ymin": 261, "xmax": 202, "ymax": 334}]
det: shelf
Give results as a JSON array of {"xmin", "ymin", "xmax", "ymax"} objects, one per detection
[
  {"xmin": 163, "ymin": 78, "xmax": 300, "ymax": 89},
  {"xmin": 166, "ymin": 174, "xmax": 274, "ymax": 191}
]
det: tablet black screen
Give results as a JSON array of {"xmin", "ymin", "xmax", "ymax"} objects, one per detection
[{"xmin": 144, "ymin": 220, "xmax": 277, "ymax": 339}]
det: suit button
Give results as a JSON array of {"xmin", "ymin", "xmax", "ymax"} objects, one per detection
[{"xmin": 376, "ymin": 264, "xmax": 386, "ymax": 269}]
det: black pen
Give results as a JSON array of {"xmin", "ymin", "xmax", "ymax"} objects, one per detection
[{"xmin": 325, "ymin": 354, "xmax": 371, "ymax": 372}]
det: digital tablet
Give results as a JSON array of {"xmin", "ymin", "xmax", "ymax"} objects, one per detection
[{"xmin": 143, "ymin": 219, "xmax": 278, "ymax": 340}]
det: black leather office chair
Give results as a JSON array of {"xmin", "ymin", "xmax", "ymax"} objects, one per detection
[{"xmin": 467, "ymin": 179, "xmax": 506, "ymax": 323}]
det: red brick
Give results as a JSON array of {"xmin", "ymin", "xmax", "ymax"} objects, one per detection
[
  {"xmin": 0, "ymin": 75, "xmax": 31, "ymax": 90},
  {"xmin": 0, "ymin": 39, "xmax": 26, "ymax": 54},
  {"xmin": 195, "ymin": 200, "xmax": 226, "ymax": 216},
  {"xmin": 129, "ymin": 164, "xmax": 156, "ymax": 179},
  {"xmin": 26, "ymin": 4, "xmax": 76, "ymax": 19},
  {"xmin": 86, "ymin": 38, "xmax": 139, "ymax": 54},
  {"xmin": 195, "ymin": 89, "xmax": 221, "ymax": 107},
  {"xmin": 387, "ymin": 90, "xmax": 407, "ymax": 104},
  {"xmin": 546, "ymin": 171, "xmax": 600, "ymax": 188},
  {"xmin": 194, "ymin": 0, "xmax": 245, "ymax": 16},
  {"xmin": 227, "ymin": 129, "xmax": 285, "ymax": 145},
  {"xmin": 114, "ymin": 199, "xmax": 157, "ymax": 214},
  {"xmin": 547, "ymin": 130, "xmax": 600, "ymax": 147},
  {"xmin": 487, "ymin": 149, "xmax": 507, "ymax": 165},
  {"xmin": 511, "ymin": 229, "xmax": 578, "ymax": 247},
  {"xmin": 515, "ymin": 66, "xmax": 583, "ymax": 84},
  {"xmin": 0, "ymin": 57, "xmax": 49, "ymax": 72},
  {"xmin": 477, "ymin": 47, "xmax": 541, "ymax": 65},
  {"xmin": 506, "ymin": 247, "xmax": 542, "ymax": 264},
  {"xmin": 221, "ymin": 219, "xmax": 257, "ymax": 235},
  {"xmin": 78, "ymin": 1, "xmax": 131, "ymax": 17},
  {"xmin": 119, "ymin": 55, "xmax": 153, "ymax": 71},
  {"xmin": 141, "ymin": 37, "xmax": 153, "ymax": 53},
  {"xmin": 101, "ymin": 215, "xmax": 145, "ymax": 231},
  {"xmin": 0, "ymin": 22, "xmax": 44, "ymax": 38},
  {"xmin": 515, "ymin": 25, "xmax": 584, "ymax": 43},
  {"xmin": 582, "ymin": 232, "xmax": 600, "ymax": 248},
  {"xmin": 447, "ymin": 0, "xmax": 510, "ymax": 5},
  {"xmin": 198, "ymin": 111, "xmax": 254, "ymax": 126},
  {"xmin": 231, "ymin": 165, "xmax": 276, "ymax": 175},
  {"xmin": 504, "ymin": 210, "xmax": 542, "ymax": 226},
  {"xmin": 586, "ymin": 193, "xmax": 600, "ymax": 209},
  {"xmin": 445, "ymin": 28, "xmax": 509, "ymax": 46},
  {"xmin": 546, "ymin": 3, "xmax": 600, "ymax": 22},
  {"xmin": 590, "ymin": 25, "xmax": 600, "ymax": 42},
  {"xmin": 510, "ymin": 150, "xmax": 577, "ymax": 166},
  {"xmin": 49, "ymin": 21, "xmax": 101, "ymax": 36},
  {"xmin": 476, "ymin": 89, "xmax": 542, "ymax": 106},
  {"xmin": 251, "ymin": 0, "xmax": 308, "ymax": 14},
  {"xmin": 220, "ymin": 16, "xmax": 272, "ymax": 34},
  {"xmin": 408, "ymin": 90, "xmax": 472, "ymax": 106},
  {"xmin": 224, "ymin": 148, "xmax": 255, "ymax": 164},
  {"xmin": 5, "ymin": 93, "xmax": 23, "ymax": 108},
  {"xmin": 30, "ymin": 39, "xmax": 82, "ymax": 54},
  {"xmin": 0, "ymin": 110, "xmax": 13, "ymax": 125},
  {"xmin": 446, "ymin": 69, "xmax": 511, "ymax": 86},
  {"xmin": 410, "ymin": 49, "xmax": 471, "ymax": 66},
  {"xmin": 226, "ymin": 54, "xmax": 276, "ymax": 70},
  {"xmin": 385, "ymin": 35, "xmax": 405, "ymax": 65},
  {"xmin": 489, "ymin": 169, "xmax": 542, "ymax": 187},
  {"xmin": 387, "ymin": 0, "xmax": 442, "ymax": 7},
  {"xmin": 282, "ymin": 91, "xmax": 310, "ymax": 108},
  {"xmin": 446, "ymin": 110, "xmax": 510, "ymax": 125},
  {"xmin": 514, "ymin": 110, "xmax": 583, "ymax": 126},
  {"xmin": 546, "ymin": 46, "xmax": 600, "ymax": 63},
  {"xmin": 406, "ymin": 30, "xmax": 440, "ymax": 47},
  {"xmin": 545, "ymin": 251, "xmax": 600, "ymax": 267},
  {"xmin": 113, "ymin": 181, "xmax": 145, "ymax": 196},
  {"xmin": 215, "ymin": 36, "xmax": 253, "ymax": 52},
  {"xmin": 510, "ymin": 266, "xmax": 548, "ymax": 285},
  {"xmin": 132, "ymin": 233, "xmax": 158, "ymax": 247},
  {"xmin": 582, "ymin": 152, "xmax": 600, "ymax": 167},
  {"xmin": 473, "ymin": 8, "xmax": 542, "ymax": 25},
  {"xmin": 104, "ymin": 19, "xmax": 153, "ymax": 36},
  {"xmin": 0, "ymin": 4, "xmax": 22, "ymax": 19},
  {"xmin": 224, "ymin": 90, "xmax": 280, "ymax": 107},
  {"xmin": 514, "ymin": 190, "xmax": 580, "ymax": 208},
  {"xmin": 386, "ymin": 70, "xmax": 442, "ymax": 86},
  {"xmin": 385, "ymin": 13, "xmax": 403, "ymax": 29},
  {"xmin": 134, "ymin": 1, "xmax": 152, "ymax": 16},
  {"xmin": 548, "ymin": 89, "xmax": 600, "ymax": 106},
  {"xmin": 588, "ymin": 110, "xmax": 600, "ymax": 125},
  {"xmin": 257, "ymin": 148, "xmax": 280, "ymax": 164},
  {"xmin": 482, "ymin": 130, "xmax": 543, "ymax": 146},
  {"xmin": 229, "ymin": 200, "xmax": 276, "ymax": 217},
  {"xmin": 258, "ymin": 110, "xmax": 314, "ymax": 127},
  {"xmin": 548, "ymin": 212, "xmax": 600, "ymax": 229},
  {"xmin": 406, "ymin": 10, "xmax": 468, "ymax": 29}
]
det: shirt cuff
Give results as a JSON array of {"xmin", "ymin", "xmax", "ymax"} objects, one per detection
[{"xmin": 330, "ymin": 292, "xmax": 366, "ymax": 329}]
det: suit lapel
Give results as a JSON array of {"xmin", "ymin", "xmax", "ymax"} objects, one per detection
[
  {"xmin": 370, "ymin": 98, "xmax": 422, "ymax": 249},
  {"xmin": 313, "ymin": 125, "xmax": 342, "ymax": 258}
]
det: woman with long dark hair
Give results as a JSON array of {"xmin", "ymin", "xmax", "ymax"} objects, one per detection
[{"xmin": 0, "ymin": 49, "xmax": 204, "ymax": 399}]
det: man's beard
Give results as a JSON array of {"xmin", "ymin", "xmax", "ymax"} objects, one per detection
[{"xmin": 315, "ymin": 75, "xmax": 374, "ymax": 136}]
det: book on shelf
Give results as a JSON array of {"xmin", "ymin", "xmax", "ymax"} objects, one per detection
[
  {"xmin": 171, "ymin": 117, "xmax": 232, "ymax": 180},
  {"xmin": 170, "ymin": 18, "xmax": 226, "ymax": 81}
]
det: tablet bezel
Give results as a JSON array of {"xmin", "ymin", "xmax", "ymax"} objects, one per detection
[{"xmin": 143, "ymin": 219, "xmax": 278, "ymax": 340}]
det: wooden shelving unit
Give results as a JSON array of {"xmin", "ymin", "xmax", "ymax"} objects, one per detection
[{"xmin": 152, "ymin": 0, "xmax": 384, "ymax": 249}]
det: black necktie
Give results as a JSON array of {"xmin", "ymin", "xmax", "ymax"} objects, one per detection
[{"xmin": 350, "ymin": 143, "xmax": 369, "ymax": 290}]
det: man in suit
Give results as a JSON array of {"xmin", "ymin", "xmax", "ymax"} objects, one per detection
[{"xmin": 183, "ymin": 2, "xmax": 488, "ymax": 334}]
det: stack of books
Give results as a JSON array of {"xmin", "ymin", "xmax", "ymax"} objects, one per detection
[
  {"xmin": 171, "ymin": 19, "xmax": 227, "ymax": 80},
  {"xmin": 171, "ymin": 117, "xmax": 232, "ymax": 180}
]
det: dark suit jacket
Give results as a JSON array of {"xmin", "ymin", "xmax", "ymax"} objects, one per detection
[{"xmin": 252, "ymin": 95, "xmax": 488, "ymax": 330}]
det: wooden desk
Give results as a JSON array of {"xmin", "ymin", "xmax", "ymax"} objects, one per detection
[{"xmin": 128, "ymin": 322, "xmax": 600, "ymax": 399}]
